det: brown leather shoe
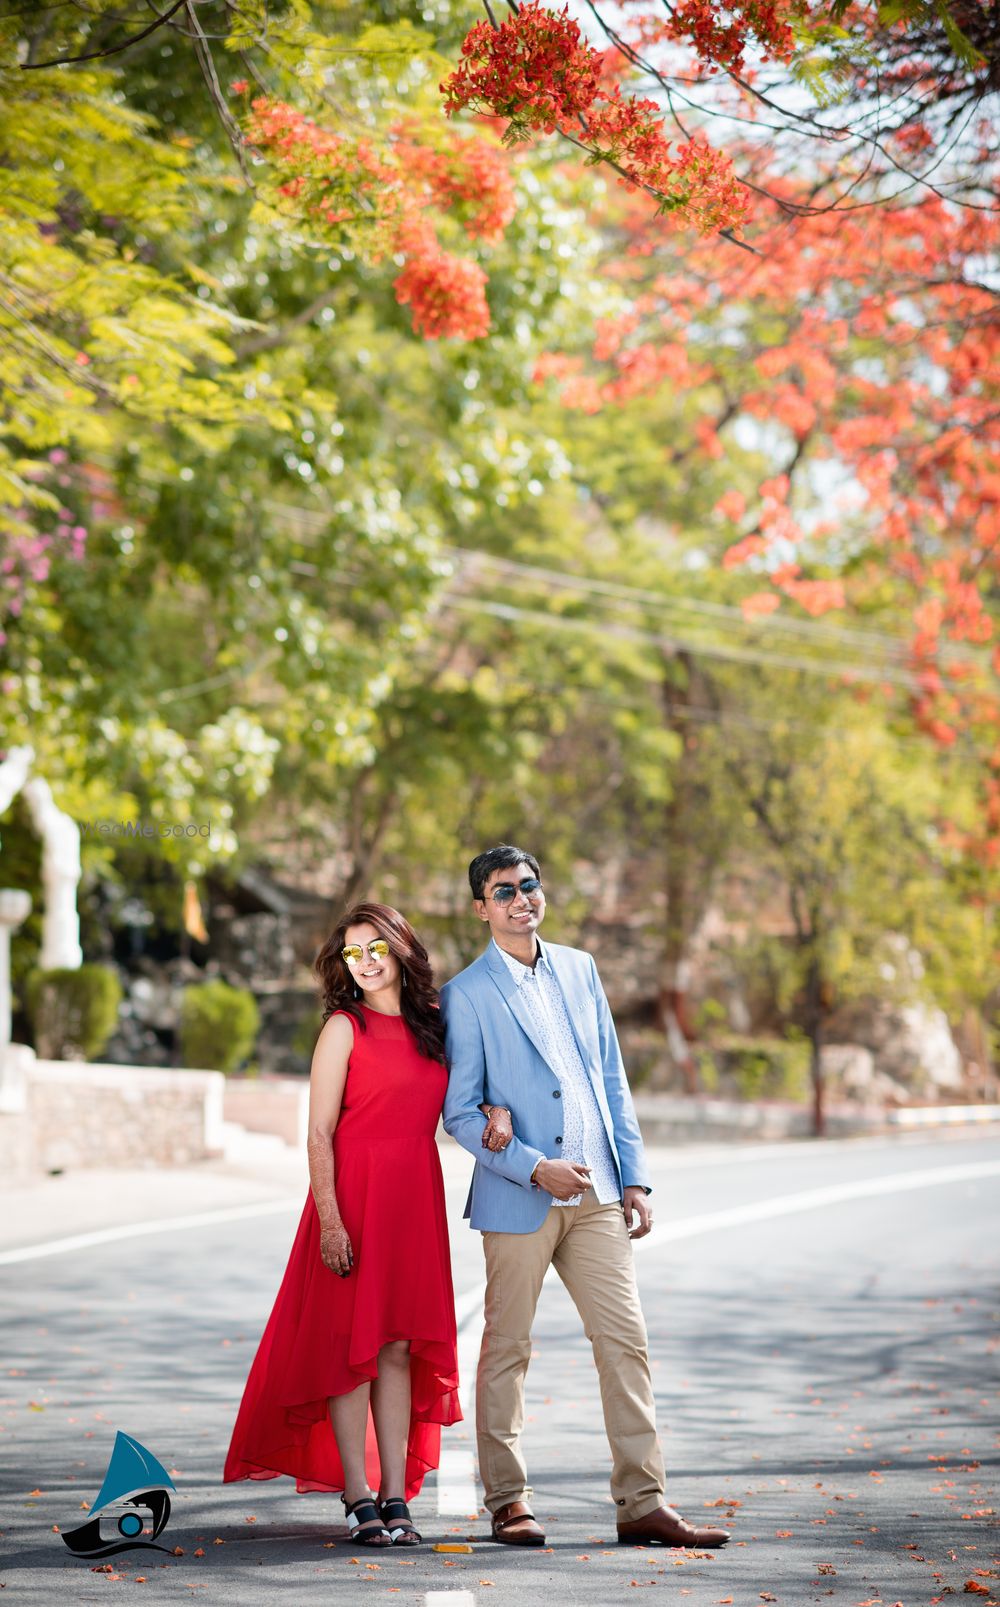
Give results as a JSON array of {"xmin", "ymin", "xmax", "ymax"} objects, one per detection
[
  {"xmin": 617, "ymin": 1504, "xmax": 730, "ymax": 1548},
  {"xmin": 490, "ymin": 1500, "xmax": 546, "ymax": 1546}
]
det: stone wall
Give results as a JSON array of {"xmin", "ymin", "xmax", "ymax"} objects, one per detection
[
  {"xmin": 223, "ymin": 1075, "xmax": 308, "ymax": 1149},
  {"xmin": 0, "ymin": 1060, "xmax": 225, "ymax": 1179},
  {"xmin": 0, "ymin": 1108, "xmax": 36, "ymax": 1186}
]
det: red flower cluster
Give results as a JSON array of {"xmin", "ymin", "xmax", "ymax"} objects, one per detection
[
  {"xmin": 662, "ymin": 137, "xmax": 750, "ymax": 233},
  {"xmin": 663, "ymin": 0, "xmax": 799, "ymax": 72},
  {"xmin": 391, "ymin": 125, "xmax": 517, "ymax": 243},
  {"xmin": 443, "ymin": 5, "xmax": 747, "ymax": 234},
  {"xmin": 393, "ymin": 252, "xmax": 490, "ymax": 340},
  {"xmin": 246, "ymin": 97, "xmax": 353, "ymax": 167},
  {"xmin": 441, "ymin": 3, "xmax": 603, "ymax": 139},
  {"xmin": 244, "ymin": 98, "xmax": 514, "ymax": 340}
]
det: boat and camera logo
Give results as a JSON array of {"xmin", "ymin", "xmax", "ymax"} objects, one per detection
[{"xmin": 61, "ymin": 1430, "xmax": 175, "ymax": 1559}]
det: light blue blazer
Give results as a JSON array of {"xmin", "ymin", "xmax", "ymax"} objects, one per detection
[{"xmin": 440, "ymin": 939, "xmax": 650, "ymax": 1233}]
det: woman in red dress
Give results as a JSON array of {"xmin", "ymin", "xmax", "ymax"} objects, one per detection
[{"xmin": 224, "ymin": 902, "xmax": 483, "ymax": 1547}]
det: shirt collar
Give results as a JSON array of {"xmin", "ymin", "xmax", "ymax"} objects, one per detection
[{"xmin": 492, "ymin": 935, "xmax": 549, "ymax": 985}]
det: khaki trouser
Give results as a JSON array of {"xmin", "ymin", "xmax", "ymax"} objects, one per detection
[{"xmin": 477, "ymin": 1190, "xmax": 666, "ymax": 1523}]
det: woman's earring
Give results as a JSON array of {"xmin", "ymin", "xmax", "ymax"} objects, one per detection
[
  {"xmin": 353, "ymin": 982, "xmax": 361, "ymax": 999},
  {"xmin": 402, "ymin": 971, "xmax": 408, "ymax": 990}
]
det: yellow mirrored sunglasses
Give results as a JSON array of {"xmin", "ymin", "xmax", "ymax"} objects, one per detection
[{"xmin": 341, "ymin": 939, "xmax": 390, "ymax": 965}]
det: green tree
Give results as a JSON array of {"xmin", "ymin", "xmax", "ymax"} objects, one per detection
[{"xmin": 694, "ymin": 677, "xmax": 989, "ymax": 1132}]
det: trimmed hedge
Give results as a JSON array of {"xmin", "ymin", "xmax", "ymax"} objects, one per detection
[
  {"xmin": 180, "ymin": 979, "xmax": 260, "ymax": 1073},
  {"xmin": 26, "ymin": 965, "xmax": 122, "ymax": 1061}
]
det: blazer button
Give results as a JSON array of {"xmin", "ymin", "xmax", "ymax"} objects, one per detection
[
  {"xmin": 555, "ymin": 1136, "xmax": 562, "ymax": 1144},
  {"xmin": 552, "ymin": 1089, "xmax": 561, "ymax": 1098}
]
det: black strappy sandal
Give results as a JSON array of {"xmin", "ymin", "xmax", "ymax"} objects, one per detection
[
  {"xmin": 341, "ymin": 1493, "xmax": 392, "ymax": 1547},
  {"xmin": 377, "ymin": 1495, "xmax": 422, "ymax": 1546}
]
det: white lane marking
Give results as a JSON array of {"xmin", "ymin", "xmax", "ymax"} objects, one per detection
[
  {"xmin": 425, "ymin": 1594, "xmax": 477, "ymax": 1606},
  {"xmin": 454, "ymin": 1282, "xmax": 484, "ymax": 1330},
  {"xmin": 436, "ymin": 1273, "xmax": 482, "ymax": 1516},
  {"xmin": 436, "ymin": 1443, "xmax": 478, "ymax": 1518},
  {"xmin": 0, "ymin": 1197, "xmax": 300, "ymax": 1265},
  {"xmin": 434, "ymin": 1321, "xmax": 482, "ymax": 1515},
  {"xmin": 635, "ymin": 1157, "xmax": 1000, "ymax": 1252},
  {"xmin": 652, "ymin": 1127, "xmax": 1000, "ymax": 1170}
]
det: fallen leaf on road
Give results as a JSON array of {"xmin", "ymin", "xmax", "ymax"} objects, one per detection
[{"xmin": 963, "ymin": 1585, "xmax": 991, "ymax": 1596}]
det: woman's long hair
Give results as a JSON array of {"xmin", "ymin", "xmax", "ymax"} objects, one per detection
[{"xmin": 314, "ymin": 901, "xmax": 445, "ymax": 1064}]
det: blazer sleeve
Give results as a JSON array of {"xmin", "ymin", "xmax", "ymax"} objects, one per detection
[
  {"xmin": 589, "ymin": 954, "xmax": 651, "ymax": 1193},
  {"xmin": 441, "ymin": 979, "xmax": 544, "ymax": 1192}
]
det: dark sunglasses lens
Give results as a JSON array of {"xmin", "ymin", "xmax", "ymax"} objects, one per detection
[{"xmin": 493, "ymin": 879, "xmax": 541, "ymax": 904}]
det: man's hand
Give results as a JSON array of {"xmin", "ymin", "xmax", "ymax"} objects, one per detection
[
  {"xmin": 622, "ymin": 1186, "xmax": 652, "ymax": 1239},
  {"xmin": 533, "ymin": 1159, "xmax": 592, "ymax": 1200}
]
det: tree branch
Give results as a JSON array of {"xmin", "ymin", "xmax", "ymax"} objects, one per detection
[{"xmin": 22, "ymin": 0, "xmax": 190, "ymax": 68}]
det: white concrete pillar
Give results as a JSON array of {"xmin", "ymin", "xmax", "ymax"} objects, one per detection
[
  {"xmin": 0, "ymin": 887, "xmax": 33, "ymax": 1113},
  {"xmin": 21, "ymin": 777, "xmax": 82, "ymax": 970}
]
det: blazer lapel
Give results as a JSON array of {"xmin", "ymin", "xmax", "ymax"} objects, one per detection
[{"xmin": 483, "ymin": 943, "xmax": 552, "ymax": 1068}]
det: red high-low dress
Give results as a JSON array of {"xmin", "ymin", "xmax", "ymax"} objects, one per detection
[{"xmin": 223, "ymin": 1005, "xmax": 462, "ymax": 1500}]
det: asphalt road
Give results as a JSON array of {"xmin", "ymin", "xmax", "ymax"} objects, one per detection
[{"xmin": 1, "ymin": 1128, "xmax": 998, "ymax": 1606}]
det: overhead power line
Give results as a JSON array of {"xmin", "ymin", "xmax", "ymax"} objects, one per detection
[
  {"xmin": 443, "ymin": 545, "xmax": 913, "ymax": 659},
  {"xmin": 437, "ymin": 594, "xmax": 923, "ymax": 689},
  {"xmin": 269, "ymin": 496, "xmax": 915, "ymax": 662}
]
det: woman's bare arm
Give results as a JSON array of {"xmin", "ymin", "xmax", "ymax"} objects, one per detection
[{"xmin": 307, "ymin": 1013, "xmax": 354, "ymax": 1273}]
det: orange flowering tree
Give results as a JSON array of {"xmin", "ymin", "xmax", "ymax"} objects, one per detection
[
  {"xmin": 441, "ymin": 0, "xmax": 998, "ymax": 223},
  {"xmin": 530, "ymin": 179, "xmax": 1000, "ymax": 862},
  {"xmin": 441, "ymin": 3, "xmax": 750, "ymax": 235}
]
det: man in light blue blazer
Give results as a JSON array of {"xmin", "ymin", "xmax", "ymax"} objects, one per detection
[{"xmin": 441, "ymin": 843, "xmax": 729, "ymax": 1552}]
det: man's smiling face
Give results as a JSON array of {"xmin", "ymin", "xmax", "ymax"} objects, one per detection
[{"xmin": 474, "ymin": 861, "xmax": 546, "ymax": 949}]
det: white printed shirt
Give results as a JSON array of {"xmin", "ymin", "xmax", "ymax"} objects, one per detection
[{"xmin": 493, "ymin": 938, "xmax": 620, "ymax": 1207}]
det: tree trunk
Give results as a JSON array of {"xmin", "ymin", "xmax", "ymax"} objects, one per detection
[
  {"xmin": 658, "ymin": 976, "xmax": 700, "ymax": 1095},
  {"xmin": 325, "ymin": 777, "xmax": 394, "ymax": 921},
  {"xmin": 805, "ymin": 955, "xmax": 826, "ymax": 1138},
  {"xmin": 657, "ymin": 653, "xmax": 701, "ymax": 1095}
]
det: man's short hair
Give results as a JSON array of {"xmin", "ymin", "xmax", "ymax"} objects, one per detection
[{"xmin": 468, "ymin": 844, "xmax": 541, "ymax": 901}]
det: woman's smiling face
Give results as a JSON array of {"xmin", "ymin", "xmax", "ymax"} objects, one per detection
[{"xmin": 342, "ymin": 921, "xmax": 402, "ymax": 1000}]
